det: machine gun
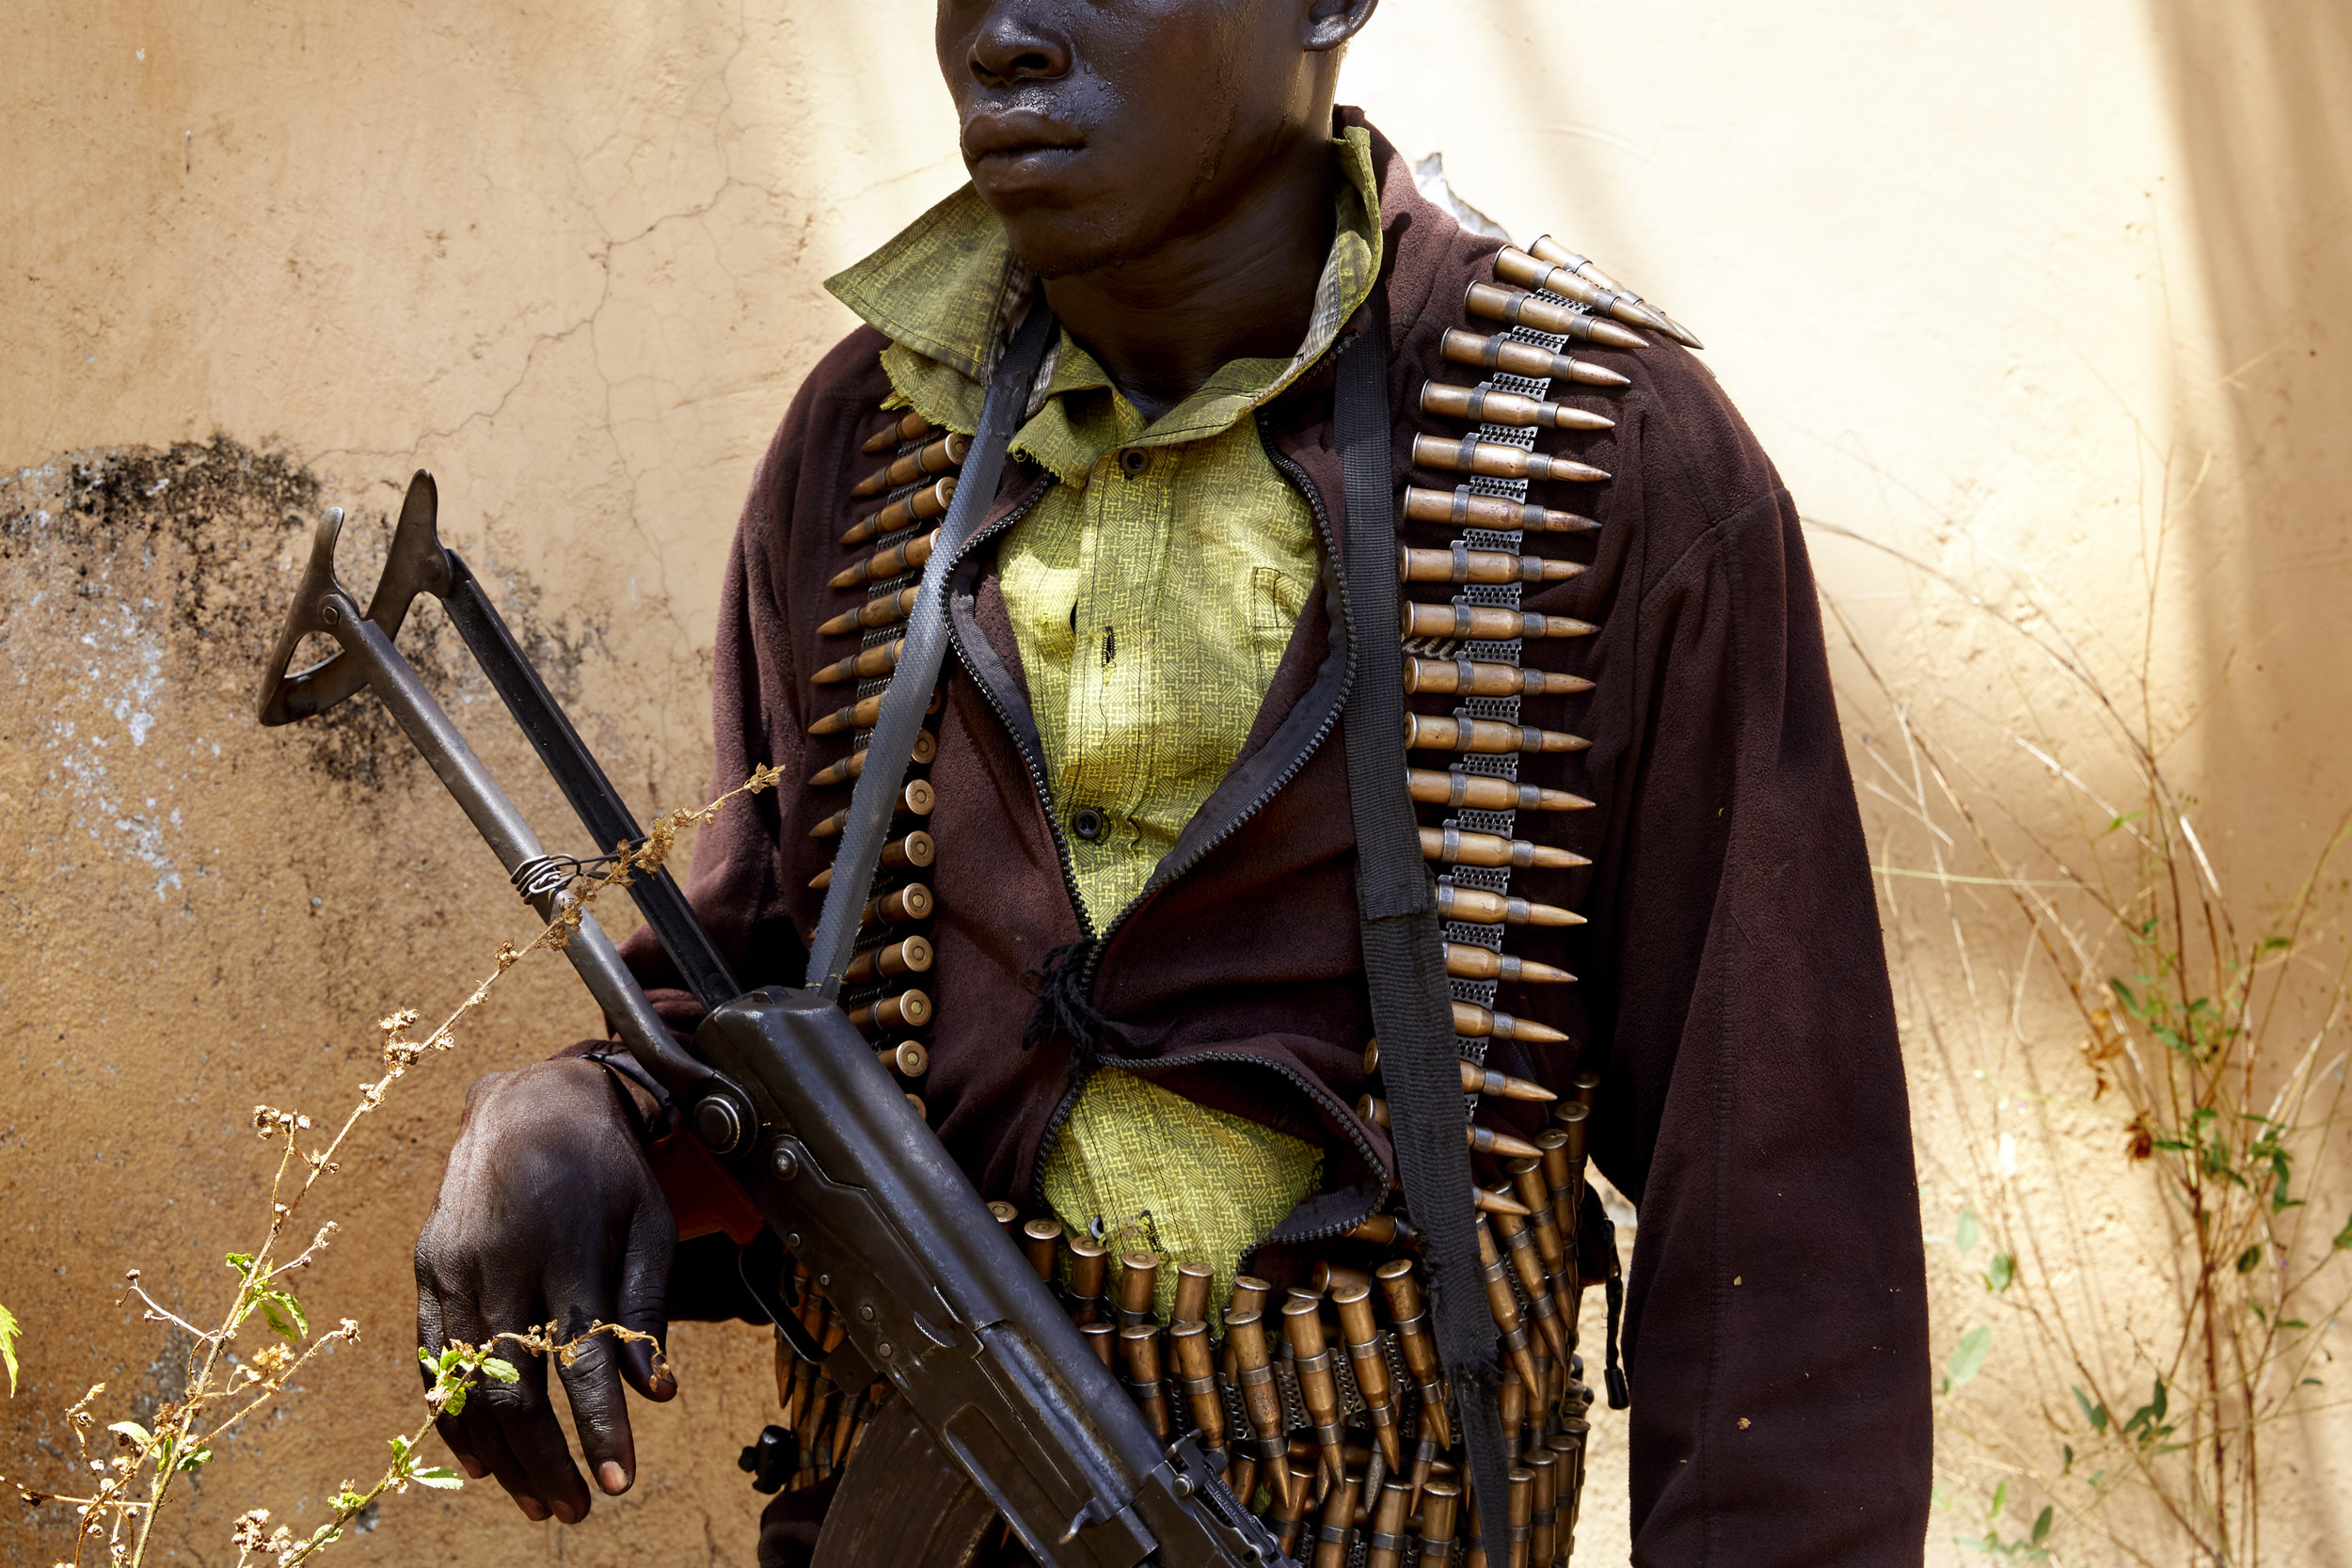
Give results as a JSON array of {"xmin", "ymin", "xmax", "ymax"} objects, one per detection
[{"xmin": 255, "ymin": 466, "xmax": 1289, "ymax": 1568}]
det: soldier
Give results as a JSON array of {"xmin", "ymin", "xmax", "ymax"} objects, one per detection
[{"xmin": 412, "ymin": 1, "xmax": 1932, "ymax": 1564}]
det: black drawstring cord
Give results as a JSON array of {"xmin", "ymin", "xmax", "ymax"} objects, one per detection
[{"xmin": 1021, "ymin": 937, "xmax": 1106, "ymax": 1065}]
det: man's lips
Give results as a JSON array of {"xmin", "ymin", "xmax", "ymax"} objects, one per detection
[{"xmin": 962, "ymin": 109, "xmax": 1087, "ymax": 166}]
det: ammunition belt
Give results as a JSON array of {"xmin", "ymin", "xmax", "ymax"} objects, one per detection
[{"xmin": 748, "ymin": 238, "xmax": 1699, "ymax": 1560}]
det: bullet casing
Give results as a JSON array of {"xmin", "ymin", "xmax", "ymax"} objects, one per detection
[
  {"xmin": 1436, "ymin": 881, "xmax": 1581, "ymax": 928},
  {"xmin": 845, "ymin": 988, "xmax": 930, "ymax": 1034},
  {"xmin": 1406, "ymin": 656, "xmax": 1593, "ymax": 700},
  {"xmin": 861, "ymin": 409, "xmax": 932, "ymax": 454},
  {"xmin": 842, "ymin": 934, "xmax": 931, "ymax": 986},
  {"xmin": 1411, "ymin": 432, "xmax": 1611, "ymax": 486},
  {"xmin": 806, "ymin": 726, "xmax": 935, "ymax": 788},
  {"xmin": 876, "ymin": 1040, "xmax": 929, "ymax": 1078},
  {"xmin": 841, "ymin": 477, "xmax": 955, "ymax": 546},
  {"xmin": 1529, "ymin": 234, "xmax": 1704, "ymax": 349},
  {"xmin": 1420, "ymin": 822, "xmax": 1588, "ymax": 868},
  {"xmin": 829, "ymin": 526, "xmax": 939, "ymax": 591},
  {"xmin": 1282, "ymin": 1297, "xmax": 1347, "ymax": 1482},
  {"xmin": 1021, "ymin": 1217, "xmax": 1061, "ymax": 1283},
  {"xmin": 1441, "ymin": 327, "xmax": 1629, "ymax": 389},
  {"xmin": 1400, "ymin": 601, "xmax": 1597, "ymax": 642},
  {"xmin": 1419, "ymin": 379, "xmax": 1614, "ymax": 433},
  {"xmin": 818, "ymin": 584, "xmax": 920, "ymax": 639},
  {"xmin": 812, "ymin": 636, "xmax": 904, "ymax": 685},
  {"xmin": 807, "ymin": 681, "xmax": 941, "ymax": 736},
  {"xmin": 856, "ymin": 879, "xmax": 933, "ymax": 927},
  {"xmin": 1333, "ymin": 1284, "xmax": 1403, "ymax": 1473},
  {"xmin": 1465, "ymin": 282, "xmax": 1650, "ymax": 351},
  {"xmin": 1443, "ymin": 942, "xmax": 1576, "ymax": 988},
  {"xmin": 814, "ymin": 779, "xmax": 936, "ymax": 839},
  {"xmin": 1403, "ymin": 483, "xmax": 1598, "ymax": 535},
  {"xmin": 1168, "ymin": 1320, "xmax": 1225, "ymax": 1457},
  {"xmin": 1066, "ymin": 1240, "xmax": 1110, "ymax": 1325},
  {"xmin": 1407, "ymin": 712, "xmax": 1587, "ymax": 756},
  {"xmin": 850, "ymin": 431, "xmax": 970, "ymax": 499}
]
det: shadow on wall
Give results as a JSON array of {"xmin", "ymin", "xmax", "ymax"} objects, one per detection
[{"xmin": 2144, "ymin": 0, "xmax": 2352, "ymax": 877}]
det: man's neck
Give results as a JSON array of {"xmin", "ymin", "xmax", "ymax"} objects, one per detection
[{"xmin": 1040, "ymin": 132, "xmax": 1338, "ymax": 420}]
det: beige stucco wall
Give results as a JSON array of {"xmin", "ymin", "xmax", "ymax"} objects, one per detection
[{"xmin": 4, "ymin": 1, "xmax": 2345, "ymax": 1563}]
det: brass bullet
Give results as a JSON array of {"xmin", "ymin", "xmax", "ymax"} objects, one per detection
[
  {"xmin": 818, "ymin": 584, "xmax": 920, "ymax": 638},
  {"xmin": 855, "ymin": 879, "xmax": 933, "ymax": 927},
  {"xmin": 1282, "ymin": 1297, "xmax": 1347, "ymax": 1484},
  {"xmin": 1364, "ymin": 1038, "xmax": 1560, "ymax": 1098},
  {"xmin": 1080, "ymin": 1320, "xmax": 1117, "ymax": 1368},
  {"xmin": 1333, "ymin": 1284, "xmax": 1404, "ymax": 1474},
  {"xmin": 841, "ymin": 476, "xmax": 955, "ymax": 547},
  {"xmin": 877, "ymin": 1039, "xmax": 929, "ymax": 1078},
  {"xmin": 1442, "ymin": 327, "xmax": 1630, "ymax": 389},
  {"xmin": 1374, "ymin": 1259, "xmax": 1450, "ymax": 1449},
  {"xmin": 1357, "ymin": 1096, "xmax": 1543, "ymax": 1161},
  {"xmin": 1494, "ymin": 245, "xmax": 1678, "ymax": 346},
  {"xmin": 1170, "ymin": 1264, "xmax": 1214, "ymax": 1328},
  {"xmin": 850, "ymin": 432, "xmax": 970, "ymax": 499},
  {"xmin": 1506, "ymin": 1465, "xmax": 1536, "ymax": 1568},
  {"xmin": 812, "ymin": 779, "xmax": 936, "ymax": 841},
  {"xmin": 1117, "ymin": 1250, "xmax": 1160, "ymax": 1328},
  {"xmin": 1419, "ymin": 822, "xmax": 1588, "ymax": 869},
  {"xmin": 987, "ymin": 1200, "xmax": 1018, "ymax": 1233},
  {"xmin": 1523, "ymin": 1449, "xmax": 1560, "ymax": 1568},
  {"xmin": 1435, "ymin": 882, "xmax": 1583, "ymax": 928},
  {"xmin": 1409, "ymin": 768, "xmax": 1593, "ymax": 815},
  {"xmin": 1364, "ymin": 1481, "xmax": 1413, "ymax": 1568},
  {"xmin": 1476, "ymin": 1218, "xmax": 1543, "ymax": 1393},
  {"xmin": 1501, "ymin": 1369, "xmax": 1528, "ymax": 1465},
  {"xmin": 809, "ymin": 828, "xmax": 935, "ymax": 889},
  {"xmin": 842, "ymin": 934, "xmax": 931, "ymax": 987},
  {"xmin": 1527, "ymin": 235, "xmax": 1704, "ymax": 350},
  {"xmin": 1570, "ymin": 1069, "xmax": 1601, "ymax": 1113},
  {"xmin": 1474, "ymin": 1185, "xmax": 1534, "ymax": 1218},
  {"xmin": 1312, "ymin": 1465, "xmax": 1361, "ymax": 1568},
  {"xmin": 1226, "ymin": 1311, "xmax": 1299, "ymax": 1514},
  {"xmin": 1400, "ymin": 542, "xmax": 1584, "ymax": 585},
  {"xmin": 806, "ymin": 726, "xmax": 935, "ymax": 788},
  {"xmin": 1443, "ymin": 942, "xmax": 1577, "ymax": 988},
  {"xmin": 1405, "ymin": 656, "xmax": 1593, "ymax": 700},
  {"xmin": 1496, "ymin": 1205, "xmax": 1570, "ymax": 1365},
  {"xmin": 860, "ymin": 409, "xmax": 933, "ymax": 454},
  {"xmin": 1419, "ymin": 1481, "xmax": 1462, "ymax": 1559},
  {"xmin": 1465, "ymin": 282, "xmax": 1649, "ymax": 351},
  {"xmin": 812, "ymin": 636, "xmax": 904, "ymax": 685},
  {"xmin": 1406, "ymin": 712, "xmax": 1588, "ymax": 756},
  {"xmin": 1311, "ymin": 1261, "xmax": 1373, "ymax": 1297},
  {"xmin": 1229, "ymin": 1275, "xmax": 1272, "ymax": 1323},
  {"xmin": 807, "ymin": 682, "xmax": 941, "ymax": 737},
  {"xmin": 1419, "ymin": 380, "xmax": 1614, "ymax": 434},
  {"xmin": 1021, "ymin": 1217, "xmax": 1062, "ymax": 1284},
  {"xmin": 829, "ymin": 526, "xmax": 939, "ymax": 591},
  {"xmin": 1403, "ymin": 483, "xmax": 1599, "ymax": 535},
  {"xmin": 845, "ymin": 987, "xmax": 930, "ymax": 1034},
  {"xmin": 1269, "ymin": 1449, "xmax": 1317, "ymax": 1557},
  {"xmin": 1168, "ymin": 1320, "xmax": 1224, "ymax": 1460},
  {"xmin": 1399, "ymin": 601, "xmax": 1597, "ymax": 641},
  {"xmin": 1453, "ymin": 1000, "xmax": 1572, "ymax": 1048},
  {"xmin": 1118, "ymin": 1324, "xmax": 1171, "ymax": 1440},
  {"xmin": 1535, "ymin": 1126, "xmax": 1581, "ymax": 1263},
  {"xmin": 1548, "ymin": 1423, "xmax": 1589, "ymax": 1546},
  {"xmin": 1067, "ymin": 1238, "xmax": 1110, "ymax": 1325},
  {"xmin": 1343, "ymin": 1212, "xmax": 1420, "ymax": 1247},
  {"xmin": 1508, "ymin": 1157, "xmax": 1578, "ymax": 1336},
  {"xmin": 1410, "ymin": 433, "xmax": 1611, "ymax": 487}
]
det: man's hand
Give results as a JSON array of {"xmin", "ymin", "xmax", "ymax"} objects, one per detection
[{"xmin": 415, "ymin": 1059, "xmax": 678, "ymax": 1523}]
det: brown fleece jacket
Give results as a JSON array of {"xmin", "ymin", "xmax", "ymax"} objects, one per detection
[{"xmin": 616, "ymin": 112, "xmax": 1931, "ymax": 1568}]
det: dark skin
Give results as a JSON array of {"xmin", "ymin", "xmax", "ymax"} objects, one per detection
[{"xmin": 412, "ymin": 0, "xmax": 1377, "ymax": 1524}]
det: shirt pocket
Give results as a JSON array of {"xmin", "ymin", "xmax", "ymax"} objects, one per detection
[{"xmin": 1249, "ymin": 565, "xmax": 1310, "ymax": 692}]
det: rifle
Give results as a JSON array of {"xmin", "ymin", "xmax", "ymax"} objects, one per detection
[{"xmin": 254, "ymin": 464, "xmax": 1287, "ymax": 1568}]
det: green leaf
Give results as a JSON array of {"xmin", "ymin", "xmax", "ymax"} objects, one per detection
[
  {"xmin": 410, "ymin": 1465, "xmax": 465, "ymax": 1491},
  {"xmin": 1989, "ymin": 1481, "xmax": 2008, "ymax": 1519},
  {"xmin": 1984, "ymin": 1252, "xmax": 2015, "ymax": 1294},
  {"xmin": 388, "ymin": 1433, "xmax": 414, "ymax": 1467},
  {"xmin": 2236, "ymin": 1244, "xmax": 2264, "ymax": 1275},
  {"xmin": 260, "ymin": 1300, "xmax": 297, "ymax": 1342},
  {"xmin": 175, "ymin": 1445, "xmax": 214, "ymax": 1473},
  {"xmin": 2031, "ymin": 1507, "xmax": 2052, "ymax": 1545},
  {"xmin": 2072, "ymin": 1386, "xmax": 2109, "ymax": 1431},
  {"xmin": 441, "ymin": 1384, "xmax": 469, "ymax": 1418},
  {"xmin": 1945, "ymin": 1325, "xmax": 1992, "ymax": 1392},
  {"xmin": 2280, "ymin": 1319, "xmax": 2310, "ymax": 1330},
  {"xmin": 2109, "ymin": 977, "xmax": 2140, "ymax": 1015},
  {"xmin": 331, "ymin": 1490, "xmax": 370, "ymax": 1513},
  {"xmin": 106, "ymin": 1421, "xmax": 152, "ymax": 1451},
  {"xmin": 2332, "ymin": 1211, "xmax": 2352, "ymax": 1251},
  {"xmin": 223, "ymin": 1252, "xmax": 255, "ymax": 1274},
  {"xmin": 2061, "ymin": 1444, "xmax": 2074, "ymax": 1476},
  {"xmin": 0, "ymin": 1304, "xmax": 18, "ymax": 1397},
  {"xmin": 480, "ymin": 1356, "xmax": 520, "ymax": 1385},
  {"xmin": 1955, "ymin": 1207, "xmax": 1980, "ymax": 1254}
]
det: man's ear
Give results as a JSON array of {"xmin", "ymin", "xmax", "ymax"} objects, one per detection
[{"xmin": 1305, "ymin": 0, "xmax": 1378, "ymax": 54}]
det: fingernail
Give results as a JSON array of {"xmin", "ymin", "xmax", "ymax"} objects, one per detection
[
  {"xmin": 598, "ymin": 1461, "xmax": 630, "ymax": 1495},
  {"xmin": 459, "ymin": 1456, "xmax": 486, "ymax": 1480},
  {"xmin": 518, "ymin": 1497, "xmax": 549, "ymax": 1522},
  {"xmin": 551, "ymin": 1498, "xmax": 581, "ymax": 1525}
]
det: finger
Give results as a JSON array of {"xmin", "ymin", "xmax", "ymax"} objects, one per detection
[
  {"xmin": 441, "ymin": 1410, "xmax": 548, "ymax": 1521},
  {"xmin": 477, "ymin": 1342, "xmax": 594, "ymax": 1524},
  {"xmin": 614, "ymin": 1181, "xmax": 679, "ymax": 1404}
]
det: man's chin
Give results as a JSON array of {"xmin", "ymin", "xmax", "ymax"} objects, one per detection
[{"xmin": 994, "ymin": 213, "xmax": 1143, "ymax": 283}]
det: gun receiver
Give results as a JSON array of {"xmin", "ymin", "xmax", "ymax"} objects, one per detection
[{"xmin": 256, "ymin": 472, "xmax": 1287, "ymax": 1568}]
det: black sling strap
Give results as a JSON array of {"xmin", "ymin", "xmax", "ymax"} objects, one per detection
[
  {"xmin": 806, "ymin": 303, "xmax": 1058, "ymax": 996},
  {"xmin": 1333, "ymin": 319, "xmax": 1515, "ymax": 1551}
]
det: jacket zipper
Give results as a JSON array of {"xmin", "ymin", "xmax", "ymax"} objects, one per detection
[
  {"xmin": 940, "ymin": 474, "xmax": 1095, "ymax": 941},
  {"xmin": 1018, "ymin": 393, "xmax": 1390, "ymax": 1237}
]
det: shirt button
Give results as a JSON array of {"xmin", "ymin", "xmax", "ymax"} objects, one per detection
[
  {"xmin": 1071, "ymin": 807, "xmax": 1107, "ymax": 842},
  {"xmin": 1119, "ymin": 449, "xmax": 1148, "ymax": 476}
]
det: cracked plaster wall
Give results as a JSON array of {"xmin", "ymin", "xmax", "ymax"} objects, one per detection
[{"xmin": 3, "ymin": 1, "xmax": 2348, "ymax": 1564}]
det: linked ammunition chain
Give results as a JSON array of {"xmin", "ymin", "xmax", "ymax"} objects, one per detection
[{"xmin": 755, "ymin": 243, "xmax": 1697, "ymax": 1561}]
